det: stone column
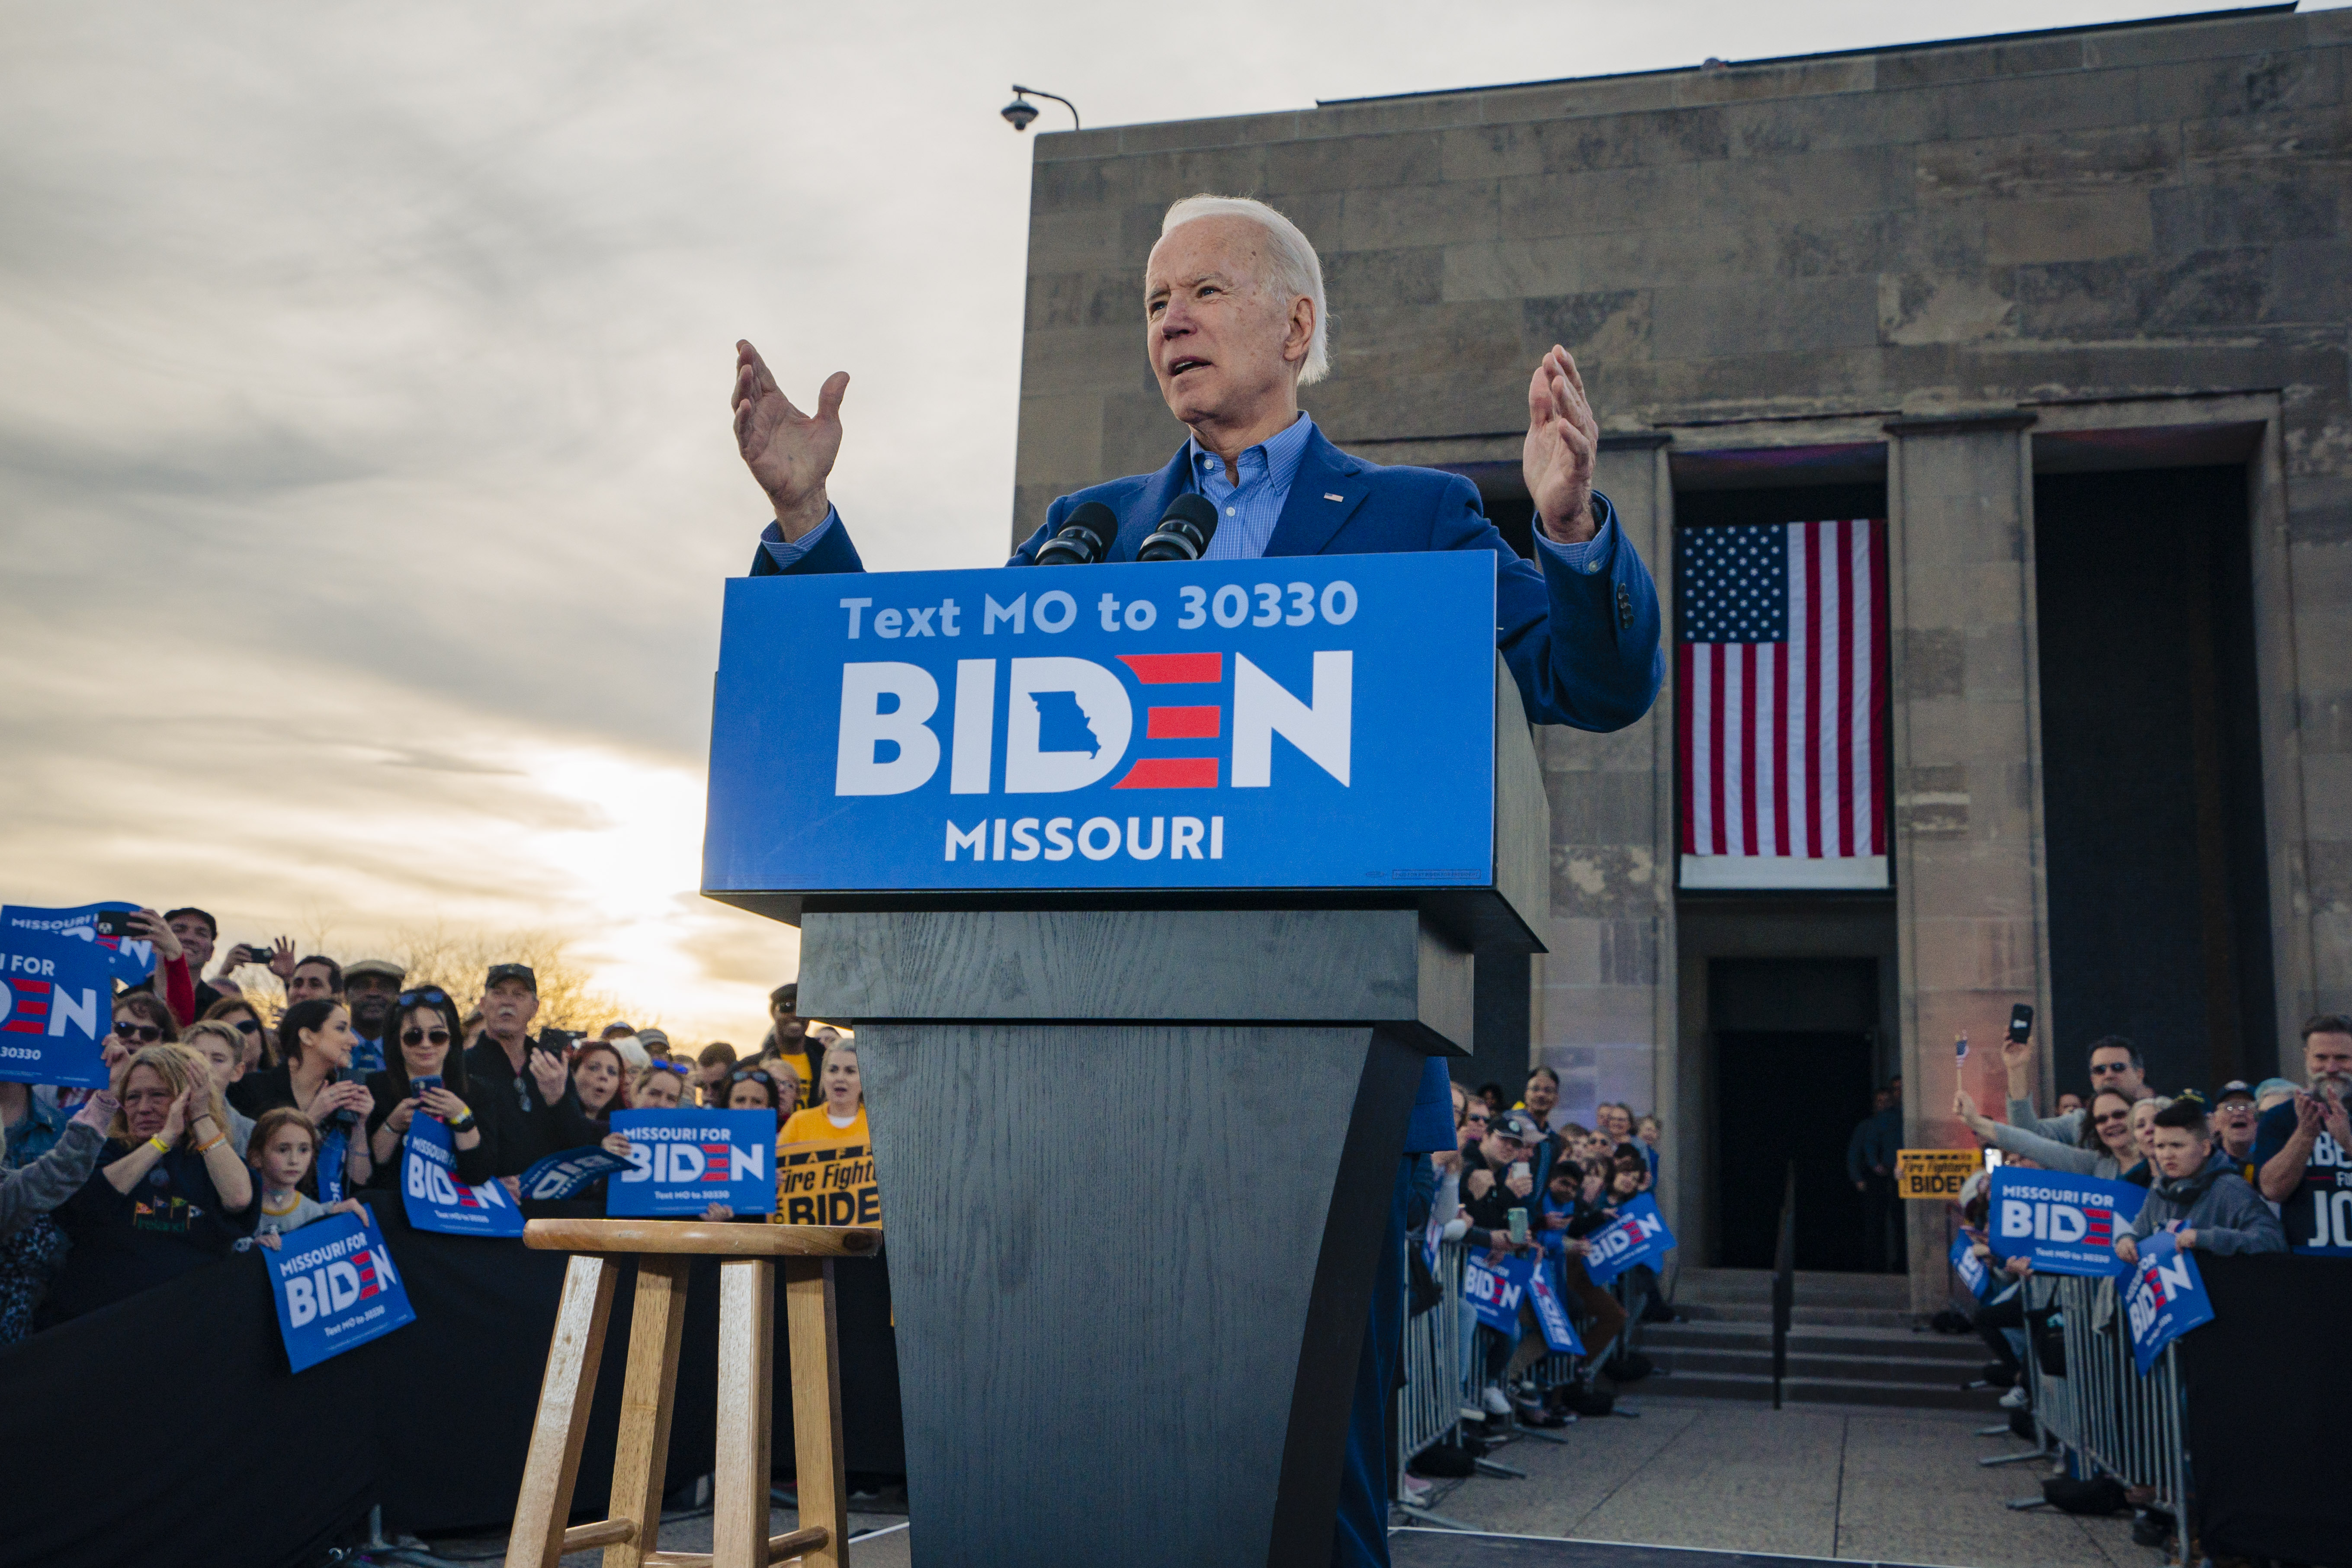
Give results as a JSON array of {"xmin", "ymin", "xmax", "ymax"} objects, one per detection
[
  {"xmin": 1537, "ymin": 432, "xmax": 1681, "ymax": 1223},
  {"xmin": 1884, "ymin": 410, "xmax": 2048, "ymax": 1311}
]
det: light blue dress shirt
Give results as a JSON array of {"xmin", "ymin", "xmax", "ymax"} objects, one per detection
[{"xmin": 758, "ymin": 411, "xmax": 1617, "ymax": 571}]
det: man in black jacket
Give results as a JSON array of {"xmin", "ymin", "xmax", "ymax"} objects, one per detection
[{"xmin": 460, "ymin": 963, "xmax": 601, "ymax": 1176}]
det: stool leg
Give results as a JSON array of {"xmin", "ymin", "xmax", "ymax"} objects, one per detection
[
  {"xmin": 506, "ymin": 1254, "xmax": 618, "ymax": 1568},
  {"xmin": 783, "ymin": 1257, "xmax": 847, "ymax": 1568},
  {"xmin": 714, "ymin": 1256, "xmax": 775, "ymax": 1568},
  {"xmin": 605, "ymin": 1255, "xmax": 691, "ymax": 1568}
]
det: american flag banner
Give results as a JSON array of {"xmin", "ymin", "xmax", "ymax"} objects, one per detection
[{"xmin": 1676, "ymin": 519, "xmax": 1890, "ymax": 889}]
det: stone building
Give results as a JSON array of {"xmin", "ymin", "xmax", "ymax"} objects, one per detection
[{"xmin": 1008, "ymin": 5, "xmax": 2349, "ymax": 1295}]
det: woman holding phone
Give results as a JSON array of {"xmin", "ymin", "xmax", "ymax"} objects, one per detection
[
  {"xmin": 365, "ymin": 986, "xmax": 495, "ymax": 1189},
  {"xmin": 227, "ymin": 998, "xmax": 374, "ymax": 1193}
]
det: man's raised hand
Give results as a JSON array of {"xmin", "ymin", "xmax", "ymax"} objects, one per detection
[
  {"xmin": 1522, "ymin": 344, "xmax": 1598, "ymax": 545},
  {"xmin": 733, "ymin": 340, "xmax": 847, "ymax": 542}
]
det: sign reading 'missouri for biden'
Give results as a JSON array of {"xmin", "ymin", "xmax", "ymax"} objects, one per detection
[{"xmin": 704, "ymin": 554, "xmax": 1497, "ymax": 894}]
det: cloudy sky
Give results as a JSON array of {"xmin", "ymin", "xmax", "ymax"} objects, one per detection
[{"xmin": 1, "ymin": 1, "xmax": 2302, "ymax": 1039}]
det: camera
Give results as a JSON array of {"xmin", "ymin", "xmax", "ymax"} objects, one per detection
[{"xmin": 93, "ymin": 908, "xmax": 132, "ymax": 939}]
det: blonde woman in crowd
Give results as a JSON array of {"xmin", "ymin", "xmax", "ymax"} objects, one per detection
[{"xmin": 43, "ymin": 1045, "xmax": 255, "ymax": 1325}]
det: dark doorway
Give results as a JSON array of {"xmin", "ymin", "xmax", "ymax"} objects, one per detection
[
  {"xmin": 1708, "ymin": 957, "xmax": 1883, "ymax": 1271},
  {"xmin": 2035, "ymin": 467, "xmax": 2276, "ymax": 1093},
  {"xmin": 1714, "ymin": 1031, "xmax": 1877, "ymax": 1270}
]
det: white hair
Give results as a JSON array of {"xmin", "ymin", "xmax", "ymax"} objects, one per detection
[{"xmin": 1158, "ymin": 194, "xmax": 1330, "ymax": 386}]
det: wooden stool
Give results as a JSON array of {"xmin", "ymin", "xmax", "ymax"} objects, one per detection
[{"xmin": 504, "ymin": 1218, "xmax": 882, "ymax": 1568}]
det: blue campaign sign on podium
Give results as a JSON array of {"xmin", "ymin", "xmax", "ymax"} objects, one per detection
[{"xmin": 703, "ymin": 553, "xmax": 1498, "ymax": 896}]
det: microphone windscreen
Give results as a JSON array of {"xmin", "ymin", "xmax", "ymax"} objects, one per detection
[
  {"xmin": 1064, "ymin": 500, "xmax": 1117, "ymax": 545},
  {"xmin": 1137, "ymin": 491, "xmax": 1220, "ymax": 562},
  {"xmin": 1159, "ymin": 493, "xmax": 1219, "ymax": 536}
]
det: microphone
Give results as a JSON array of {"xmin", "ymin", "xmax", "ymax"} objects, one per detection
[
  {"xmin": 1035, "ymin": 500, "xmax": 1116, "ymax": 566},
  {"xmin": 1138, "ymin": 494, "xmax": 1219, "ymax": 562}
]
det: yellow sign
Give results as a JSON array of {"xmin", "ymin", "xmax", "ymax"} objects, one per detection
[
  {"xmin": 773, "ymin": 1139, "xmax": 882, "ymax": 1228},
  {"xmin": 1896, "ymin": 1148, "xmax": 1982, "ymax": 1201}
]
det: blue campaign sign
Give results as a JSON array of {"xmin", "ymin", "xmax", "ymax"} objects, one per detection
[
  {"xmin": 1525, "ymin": 1259, "xmax": 1585, "ymax": 1355},
  {"xmin": 703, "ymin": 554, "xmax": 1498, "ymax": 897},
  {"xmin": 1950, "ymin": 1234, "xmax": 1993, "ymax": 1300},
  {"xmin": 401, "ymin": 1116, "xmax": 525, "ymax": 1237},
  {"xmin": 519, "ymin": 1145, "xmax": 637, "ymax": 1202},
  {"xmin": 2124, "ymin": 1232, "xmax": 2215, "ymax": 1374},
  {"xmin": 1461, "ymin": 1251, "xmax": 1528, "ymax": 1334},
  {"xmin": 1, "ymin": 901, "xmax": 157, "ymax": 984},
  {"xmin": 607, "ymin": 1109, "xmax": 777, "ymax": 1217},
  {"xmin": 0, "ymin": 928, "xmax": 117, "ymax": 1089},
  {"xmin": 1986, "ymin": 1167, "xmax": 2140, "ymax": 1277},
  {"xmin": 264, "ymin": 1210, "xmax": 416, "ymax": 1372},
  {"xmin": 1581, "ymin": 1195, "xmax": 1675, "ymax": 1288}
]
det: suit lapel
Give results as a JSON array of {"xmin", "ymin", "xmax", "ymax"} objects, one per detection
[
  {"xmin": 1108, "ymin": 445, "xmax": 1195, "ymax": 563},
  {"xmin": 1264, "ymin": 429, "xmax": 1371, "ymax": 558}
]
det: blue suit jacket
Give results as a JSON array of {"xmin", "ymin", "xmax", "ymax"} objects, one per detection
[{"xmin": 750, "ymin": 427, "xmax": 1664, "ymax": 733}]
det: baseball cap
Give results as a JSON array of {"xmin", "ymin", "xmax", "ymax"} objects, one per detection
[
  {"xmin": 2214, "ymin": 1080, "xmax": 2256, "ymax": 1105},
  {"xmin": 485, "ymin": 962, "xmax": 538, "ymax": 994},
  {"xmin": 345, "ymin": 958, "xmax": 407, "ymax": 984},
  {"xmin": 1494, "ymin": 1111, "xmax": 1543, "ymax": 1145},
  {"xmin": 637, "ymin": 1028, "xmax": 671, "ymax": 1050}
]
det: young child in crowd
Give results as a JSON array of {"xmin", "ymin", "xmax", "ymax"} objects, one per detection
[
  {"xmin": 246, "ymin": 1108, "xmax": 367, "ymax": 1249},
  {"xmin": 181, "ymin": 1021, "xmax": 257, "ymax": 1158}
]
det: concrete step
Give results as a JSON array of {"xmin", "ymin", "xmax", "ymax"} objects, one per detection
[
  {"xmin": 1646, "ymin": 1321, "xmax": 1985, "ymax": 1367},
  {"xmin": 1636, "ymin": 1368, "xmax": 2004, "ymax": 1411},
  {"xmin": 1669, "ymin": 1300, "xmax": 1920, "ymax": 1331},
  {"xmin": 1632, "ymin": 1300, "xmax": 2001, "ymax": 1411},
  {"xmin": 1656, "ymin": 1345, "xmax": 1991, "ymax": 1385},
  {"xmin": 1672, "ymin": 1267, "xmax": 1913, "ymax": 1310}
]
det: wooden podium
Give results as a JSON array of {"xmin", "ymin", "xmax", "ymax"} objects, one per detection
[{"xmin": 704, "ymin": 556, "xmax": 1547, "ymax": 1565}]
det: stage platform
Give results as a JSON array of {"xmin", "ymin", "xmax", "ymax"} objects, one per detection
[{"xmin": 1391, "ymin": 1529, "xmax": 1938, "ymax": 1568}]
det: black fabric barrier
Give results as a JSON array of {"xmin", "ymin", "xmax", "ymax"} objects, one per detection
[
  {"xmin": 0, "ymin": 1194, "xmax": 905, "ymax": 1565},
  {"xmin": 0, "ymin": 1228, "xmax": 380, "ymax": 1568},
  {"xmin": 2177, "ymin": 1254, "xmax": 2352, "ymax": 1564}
]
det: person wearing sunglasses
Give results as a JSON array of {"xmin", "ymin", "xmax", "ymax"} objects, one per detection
[
  {"xmin": 111, "ymin": 992, "xmax": 178, "ymax": 1051},
  {"xmin": 2001, "ymin": 1031, "xmax": 2150, "ymax": 1148},
  {"xmin": 199, "ymin": 997, "xmax": 274, "ymax": 1075},
  {"xmin": 362, "ymin": 988, "xmax": 495, "ymax": 1190},
  {"xmin": 1955, "ymin": 1085, "xmax": 2137, "ymax": 1179},
  {"xmin": 1457, "ymin": 1100, "xmax": 1492, "ymax": 1159},
  {"xmin": 722, "ymin": 1067, "xmax": 789, "ymax": 1113}
]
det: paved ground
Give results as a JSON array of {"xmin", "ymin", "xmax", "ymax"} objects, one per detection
[
  {"xmin": 410, "ymin": 1399, "xmax": 2151, "ymax": 1568},
  {"xmin": 1408, "ymin": 1396, "xmax": 2151, "ymax": 1568},
  {"xmin": 414, "ymin": 1494, "xmax": 912, "ymax": 1566}
]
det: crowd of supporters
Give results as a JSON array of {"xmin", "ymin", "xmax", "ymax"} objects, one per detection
[
  {"xmin": 1940, "ymin": 1017, "xmax": 2347, "ymax": 1552},
  {"xmin": 0, "ymin": 905, "xmax": 862, "ymax": 1341},
  {"xmin": 1399, "ymin": 1068, "xmax": 1671, "ymax": 1508}
]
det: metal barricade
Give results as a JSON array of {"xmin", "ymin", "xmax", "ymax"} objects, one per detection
[
  {"xmin": 1393, "ymin": 1241, "xmax": 1663, "ymax": 1513},
  {"xmin": 1396, "ymin": 1240, "xmax": 1473, "ymax": 1472},
  {"xmin": 2022, "ymin": 1273, "xmax": 2194, "ymax": 1563}
]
